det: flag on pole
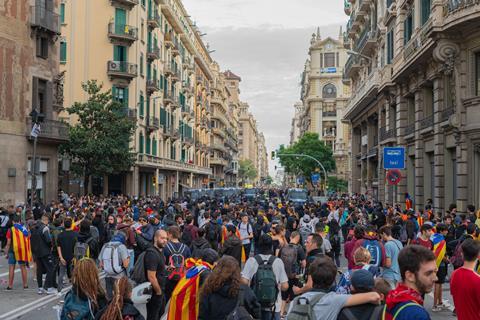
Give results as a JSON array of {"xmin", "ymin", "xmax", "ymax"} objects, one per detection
[{"xmin": 30, "ymin": 123, "xmax": 41, "ymax": 138}]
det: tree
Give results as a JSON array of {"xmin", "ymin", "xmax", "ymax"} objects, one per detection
[
  {"xmin": 327, "ymin": 176, "xmax": 348, "ymax": 193},
  {"xmin": 61, "ymin": 80, "xmax": 136, "ymax": 194},
  {"xmin": 238, "ymin": 159, "xmax": 257, "ymax": 184},
  {"xmin": 277, "ymin": 132, "xmax": 335, "ymax": 183},
  {"xmin": 265, "ymin": 175, "xmax": 273, "ymax": 185}
]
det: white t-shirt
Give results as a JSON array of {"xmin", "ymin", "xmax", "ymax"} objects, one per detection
[
  {"xmin": 241, "ymin": 254, "xmax": 288, "ymax": 312},
  {"xmin": 238, "ymin": 222, "xmax": 253, "ymax": 245}
]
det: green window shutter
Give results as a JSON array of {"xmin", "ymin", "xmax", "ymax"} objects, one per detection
[
  {"xmin": 421, "ymin": 0, "xmax": 431, "ymax": 25},
  {"xmin": 147, "ymin": 62, "xmax": 151, "ymax": 80},
  {"xmin": 140, "ymin": 53, "xmax": 144, "ymax": 76},
  {"xmin": 139, "ymin": 94, "xmax": 144, "ymax": 117},
  {"xmin": 160, "ymin": 75, "xmax": 164, "ymax": 89},
  {"xmin": 60, "ymin": 41, "xmax": 67, "ymax": 63},
  {"xmin": 148, "ymin": 31, "xmax": 152, "ymax": 49},
  {"xmin": 160, "ymin": 108, "xmax": 166, "ymax": 126},
  {"xmin": 139, "ymin": 134, "xmax": 144, "ymax": 153},
  {"xmin": 153, "ymin": 68, "xmax": 157, "ymax": 82},
  {"xmin": 146, "ymin": 137, "xmax": 151, "ymax": 154},
  {"xmin": 181, "ymin": 149, "xmax": 186, "ymax": 162},
  {"xmin": 60, "ymin": 3, "xmax": 65, "ymax": 24},
  {"xmin": 115, "ymin": 8, "xmax": 126, "ymax": 34},
  {"xmin": 124, "ymin": 88, "xmax": 129, "ymax": 109},
  {"xmin": 152, "ymin": 138, "xmax": 157, "ymax": 156},
  {"xmin": 171, "ymin": 145, "xmax": 175, "ymax": 160},
  {"xmin": 114, "ymin": 45, "xmax": 127, "ymax": 62}
]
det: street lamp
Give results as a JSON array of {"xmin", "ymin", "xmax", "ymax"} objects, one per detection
[{"xmin": 29, "ymin": 108, "xmax": 41, "ymax": 209}]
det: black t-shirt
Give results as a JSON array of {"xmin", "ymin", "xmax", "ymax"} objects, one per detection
[
  {"xmin": 145, "ymin": 247, "xmax": 166, "ymax": 291},
  {"xmin": 57, "ymin": 230, "xmax": 78, "ymax": 262}
]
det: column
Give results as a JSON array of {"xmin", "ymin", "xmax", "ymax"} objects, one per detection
[
  {"xmin": 433, "ymin": 77, "xmax": 445, "ymax": 214},
  {"xmin": 456, "ymin": 132, "xmax": 468, "ymax": 213},
  {"xmin": 103, "ymin": 174, "xmax": 109, "ymax": 196},
  {"xmin": 414, "ymin": 90, "xmax": 425, "ymax": 210},
  {"xmin": 396, "ymin": 92, "xmax": 408, "ymax": 204}
]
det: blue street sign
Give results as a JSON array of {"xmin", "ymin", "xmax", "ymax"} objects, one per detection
[
  {"xmin": 383, "ymin": 147, "xmax": 405, "ymax": 169},
  {"xmin": 311, "ymin": 173, "xmax": 320, "ymax": 184},
  {"xmin": 297, "ymin": 176, "xmax": 305, "ymax": 184},
  {"xmin": 321, "ymin": 67, "xmax": 337, "ymax": 73}
]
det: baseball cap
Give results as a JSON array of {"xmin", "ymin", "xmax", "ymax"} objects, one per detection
[{"xmin": 351, "ymin": 269, "xmax": 374, "ymax": 292}]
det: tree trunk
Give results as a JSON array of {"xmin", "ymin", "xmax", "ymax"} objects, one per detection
[{"xmin": 83, "ymin": 174, "xmax": 90, "ymax": 196}]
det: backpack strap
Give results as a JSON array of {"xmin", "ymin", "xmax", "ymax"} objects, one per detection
[
  {"xmin": 254, "ymin": 254, "xmax": 265, "ymax": 265},
  {"xmin": 266, "ymin": 255, "xmax": 276, "ymax": 266},
  {"xmin": 382, "ymin": 301, "xmax": 420, "ymax": 320},
  {"xmin": 370, "ymin": 305, "xmax": 384, "ymax": 320},
  {"xmin": 341, "ymin": 308, "xmax": 358, "ymax": 320}
]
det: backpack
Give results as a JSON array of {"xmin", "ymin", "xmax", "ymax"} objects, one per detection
[
  {"xmin": 299, "ymin": 225, "xmax": 312, "ymax": 246},
  {"xmin": 251, "ymin": 255, "xmax": 278, "ymax": 309},
  {"xmin": 101, "ymin": 242, "xmax": 124, "ymax": 275},
  {"xmin": 206, "ymin": 222, "xmax": 218, "ymax": 242},
  {"xmin": 226, "ymin": 288, "xmax": 253, "ymax": 320},
  {"xmin": 399, "ymin": 225, "xmax": 408, "ymax": 243},
  {"xmin": 280, "ymin": 244, "xmax": 298, "ymax": 279},
  {"xmin": 135, "ymin": 233, "xmax": 153, "ymax": 251},
  {"xmin": 286, "ymin": 292, "xmax": 325, "ymax": 320},
  {"xmin": 60, "ymin": 290, "xmax": 94, "ymax": 320},
  {"xmin": 329, "ymin": 233, "xmax": 341, "ymax": 250},
  {"xmin": 381, "ymin": 301, "xmax": 421, "ymax": 320},
  {"xmin": 73, "ymin": 238, "xmax": 93, "ymax": 262},
  {"xmin": 341, "ymin": 305, "xmax": 384, "ymax": 320},
  {"xmin": 362, "ymin": 239, "xmax": 382, "ymax": 267},
  {"xmin": 450, "ymin": 240, "xmax": 465, "ymax": 269},
  {"xmin": 180, "ymin": 228, "xmax": 193, "ymax": 248},
  {"xmin": 131, "ymin": 247, "xmax": 159, "ymax": 284},
  {"xmin": 166, "ymin": 242, "xmax": 186, "ymax": 281}
]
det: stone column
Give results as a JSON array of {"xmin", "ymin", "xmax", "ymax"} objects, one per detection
[
  {"xmin": 103, "ymin": 174, "xmax": 109, "ymax": 196},
  {"xmin": 378, "ymin": 105, "xmax": 386, "ymax": 203},
  {"xmin": 432, "ymin": 77, "xmax": 445, "ymax": 214},
  {"xmin": 456, "ymin": 132, "xmax": 468, "ymax": 213},
  {"xmin": 396, "ymin": 92, "xmax": 408, "ymax": 204},
  {"xmin": 414, "ymin": 90, "xmax": 425, "ymax": 210}
]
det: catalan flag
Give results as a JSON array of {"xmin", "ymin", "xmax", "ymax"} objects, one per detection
[
  {"xmin": 405, "ymin": 194, "xmax": 412, "ymax": 211},
  {"xmin": 11, "ymin": 224, "xmax": 32, "ymax": 262},
  {"xmin": 167, "ymin": 259, "xmax": 213, "ymax": 320},
  {"xmin": 431, "ymin": 233, "xmax": 446, "ymax": 268}
]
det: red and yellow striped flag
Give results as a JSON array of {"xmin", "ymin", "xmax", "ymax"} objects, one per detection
[
  {"xmin": 11, "ymin": 225, "xmax": 32, "ymax": 262},
  {"xmin": 432, "ymin": 233, "xmax": 446, "ymax": 268},
  {"xmin": 221, "ymin": 225, "xmax": 246, "ymax": 262}
]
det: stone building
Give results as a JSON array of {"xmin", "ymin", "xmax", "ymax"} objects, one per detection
[
  {"xmin": 238, "ymin": 102, "xmax": 259, "ymax": 182},
  {"xmin": 0, "ymin": 0, "xmax": 68, "ymax": 206},
  {"xmin": 343, "ymin": 0, "xmax": 480, "ymax": 213},
  {"xmin": 298, "ymin": 28, "xmax": 351, "ymax": 181}
]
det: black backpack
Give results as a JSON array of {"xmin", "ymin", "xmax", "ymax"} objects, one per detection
[
  {"xmin": 280, "ymin": 244, "xmax": 298, "ymax": 279},
  {"xmin": 226, "ymin": 288, "xmax": 253, "ymax": 320},
  {"xmin": 206, "ymin": 222, "xmax": 218, "ymax": 242},
  {"xmin": 131, "ymin": 247, "xmax": 159, "ymax": 284}
]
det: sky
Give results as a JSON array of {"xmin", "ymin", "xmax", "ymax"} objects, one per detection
[{"xmin": 182, "ymin": 0, "xmax": 348, "ymax": 176}]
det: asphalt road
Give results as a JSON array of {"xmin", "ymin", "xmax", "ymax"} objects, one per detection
[{"xmin": 0, "ymin": 251, "xmax": 457, "ymax": 320}]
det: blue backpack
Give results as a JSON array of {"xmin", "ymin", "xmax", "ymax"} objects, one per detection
[
  {"xmin": 61, "ymin": 290, "xmax": 94, "ymax": 320},
  {"xmin": 362, "ymin": 239, "xmax": 382, "ymax": 267}
]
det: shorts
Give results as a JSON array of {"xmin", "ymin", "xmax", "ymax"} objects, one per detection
[
  {"xmin": 436, "ymin": 265, "xmax": 448, "ymax": 284},
  {"xmin": 8, "ymin": 252, "xmax": 26, "ymax": 266},
  {"xmin": 281, "ymin": 277, "xmax": 301, "ymax": 302}
]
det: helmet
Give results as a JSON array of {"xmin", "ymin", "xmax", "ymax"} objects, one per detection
[{"xmin": 131, "ymin": 282, "xmax": 152, "ymax": 304}]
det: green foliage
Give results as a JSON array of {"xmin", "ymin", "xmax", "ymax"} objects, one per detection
[
  {"xmin": 238, "ymin": 159, "xmax": 257, "ymax": 183},
  {"xmin": 277, "ymin": 132, "xmax": 335, "ymax": 182},
  {"xmin": 60, "ymin": 80, "xmax": 136, "ymax": 193},
  {"xmin": 327, "ymin": 176, "xmax": 348, "ymax": 193},
  {"xmin": 265, "ymin": 175, "xmax": 273, "ymax": 185}
]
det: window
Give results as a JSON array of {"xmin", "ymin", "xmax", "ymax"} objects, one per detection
[
  {"xmin": 476, "ymin": 52, "xmax": 480, "ymax": 96},
  {"xmin": 36, "ymin": 36, "xmax": 48, "ymax": 59},
  {"xmin": 60, "ymin": 40, "xmax": 67, "ymax": 63},
  {"xmin": 146, "ymin": 136, "xmax": 151, "ymax": 154},
  {"xmin": 387, "ymin": 29, "xmax": 394, "ymax": 64},
  {"xmin": 60, "ymin": 3, "xmax": 65, "ymax": 24},
  {"xmin": 320, "ymin": 53, "xmax": 323, "ymax": 68},
  {"xmin": 141, "ymin": 0, "xmax": 146, "ymax": 7},
  {"xmin": 152, "ymin": 138, "xmax": 157, "ymax": 156},
  {"xmin": 141, "ymin": 21, "xmax": 144, "ymax": 42},
  {"xmin": 404, "ymin": 12, "xmax": 413, "ymax": 44},
  {"xmin": 139, "ymin": 133, "xmax": 144, "ymax": 153},
  {"xmin": 139, "ymin": 93, "xmax": 144, "ymax": 118},
  {"xmin": 322, "ymin": 84, "xmax": 337, "ymax": 98},
  {"xmin": 140, "ymin": 53, "xmax": 144, "ymax": 76},
  {"xmin": 421, "ymin": 0, "xmax": 431, "ymax": 25},
  {"xmin": 336, "ymin": 52, "xmax": 339, "ymax": 67},
  {"xmin": 324, "ymin": 53, "xmax": 335, "ymax": 67},
  {"xmin": 112, "ymin": 87, "xmax": 129, "ymax": 109},
  {"xmin": 32, "ymin": 77, "xmax": 51, "ymax": 115}
]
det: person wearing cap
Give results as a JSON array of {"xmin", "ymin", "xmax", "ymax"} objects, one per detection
[{"xmin": 337, "ymin": 269, "xmax": 384, "ymax": 320}]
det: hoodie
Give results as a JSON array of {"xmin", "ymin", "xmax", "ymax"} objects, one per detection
[
  {"xmin": 384, "ymin": 283, "xmax": 430, "ymax": 320},
  {"xmin": 221, "ymin": 235, "xmax": 243, "ymax": 266},
  {"xmin": 191, "ymin": 237, "xmax": 211, "ymax": 258},
  {"xmin": 199, "ymin": 283, "xmax": 260, "ymax": 320}
]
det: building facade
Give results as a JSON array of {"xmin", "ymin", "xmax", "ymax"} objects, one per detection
[
  {"xmin": 257, "ymin": 133, "xmax": 269, "ymax": 183},
  {"xmin": 290, "ymin": 102, "xmax": 303, "ymax": 145},
  {"xmin": 0, "ymin": 0, "xmax": 68, "ymax": 206},
  {"xmin": 297, "ymin": 29, "xmax": 351, "ymax": 181},
  {"xmin": 238, "ymin": 102, "xmax": 260, "ymax": 183},
  {"xmin": 343, "ymin": 0, "xmax": 480, "ymax": 213}
]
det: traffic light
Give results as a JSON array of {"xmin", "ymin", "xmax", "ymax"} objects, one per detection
[
  {"xmin": 271, "ymin": 151, "xmax": 276, "ymax": 160},
  {"xmin": 152, "ymin": 176, "xmax": 157, "ymax": 185}
]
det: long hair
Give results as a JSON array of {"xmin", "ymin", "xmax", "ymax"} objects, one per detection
[
  {"xmin": 201, "ymin": 256, "xmax": 241, "ymax": 298},
  {"xmin": 100, "ymin": 277, "xmax": 131, "ymax": 320},
  {"xmin": 72, "ymin": 258, "xmax": 105, "ymax": 307}
]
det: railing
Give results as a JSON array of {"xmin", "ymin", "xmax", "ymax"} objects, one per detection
[
  {"xmin": 147, "ymin": 45, "xmax": 160, "ymax": 59},
  {"xmin": 30, "ymin": 5, "xmax": 60, "ymax": 34},
  {"xmin": 380, "ymin": 127, "xmax": 395, "ymax": 141},
  {"xmin": 368, "ymin": 147, "xmax": 378, "ymax": 157},
  {"xmin": 355, "ymin": 27, "xmax": 371, "ymax": 51},
  {"xmin": 446, "ymin": 0, "xmax": 480, "ymax": 14},
  {"xmin": 108, "ymin": 23, "xmax": 138, "ymax": 40},
  {"xmin": 26, "ymin": 118, "xmax": 69, "ymax": 142},
  {"xmin": 344, "ymin": 55, "xmax": 360, "ymax": 76},
  {"xmin": 107, "ymin": 61, "xmax": 138, "ymax": 77},
  {"xmin": 420, "ymin": 114, "xmax": 434, "ymax": 129},
  {"xmin": 111, "ymin": 0, "xmax": 139, "ymax": 6},
  {"xmin": 137, "ymin": 154, "xmax": 212, "ymax": 175},
  {"xmin": 148, "ymin": 117, "xmax": 160, "ymax": 129},
  {"xmin": 147, "ymin": 9, "xmax": 161, "ymax": 27},
  {"xmin": 345, "ymin": 70, "xmax": 380, "ymax": 115},
  {"xmin": 146, "ymin": 79, "xmax": 159, "ymax": 91},
  {"xmin": 405, "ymin": 123, "xmax": 415, "ymax": 136},
  {"xmin": 442, "ymin": 107, "xmax": 455, "ymax": 122}
]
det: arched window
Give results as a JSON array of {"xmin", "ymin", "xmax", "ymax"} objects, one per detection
[{"xmin": 323, "ymin": 84, "xmax": 337, "ymax": 98}]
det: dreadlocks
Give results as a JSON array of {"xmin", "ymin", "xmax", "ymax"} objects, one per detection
[
  {"xmin": 100, "ymin": 277, "xmax": 131, "ymax": 320},
  {"xmin": 72, "ymin": 258, "xmax": 105, "ymax": 308}
]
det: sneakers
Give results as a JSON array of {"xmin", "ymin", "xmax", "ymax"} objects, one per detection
[
  {"xmin": 432, "ymin": 305, "xmax": 444, "ymax": 312},
  {"xmin": 4, "ymin": 287, "xmax": 12, "ymax": 291},
  {"xmin": 38, "ymin": 288, "xmax": 46, "ymax": 295},
  {"xmin": 46, "ymin": 288, "xmax": 58, "ymax": 295}
]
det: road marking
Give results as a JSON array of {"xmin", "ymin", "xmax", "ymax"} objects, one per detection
[
  {"xmin": 0, "ymin": 271, "xmax": 106, "ymax": 320},
  {"xmin": 0, "ymin": 269, "xmax": 20, "ymax": 278}
]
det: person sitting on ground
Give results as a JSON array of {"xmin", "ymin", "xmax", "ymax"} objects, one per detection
[
  {"xmin": 287, "ymin": 257, "xmax": 380, "ymax": 320},
  {"xmin": 96, "ymin": 277, "xmax": 144, "ymax": 320}
]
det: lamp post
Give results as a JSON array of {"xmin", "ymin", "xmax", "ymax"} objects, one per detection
[
  {"xmin": 276, "ymin": 153, "xmax": 328, "ymax": 193},
  {"xmin": 29, "ymin": 109, "xmax": 40, "ymax": 209}
]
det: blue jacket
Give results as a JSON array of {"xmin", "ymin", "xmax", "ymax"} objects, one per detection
[{"xmin": 388, "ymin": 301, "xmax": 431, "ymax": 320}]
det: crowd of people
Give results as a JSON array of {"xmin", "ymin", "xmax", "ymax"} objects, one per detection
[{"xmin": 1, "ymin": 190, "xmax": 480, "ymax": 320}]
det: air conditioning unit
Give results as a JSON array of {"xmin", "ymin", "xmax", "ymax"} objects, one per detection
[{"xmin": 109, "ymin": 61, "xmax": 120, "ymax": 71}]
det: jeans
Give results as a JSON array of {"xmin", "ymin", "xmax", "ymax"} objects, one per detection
[
  {"xmin": 243, "ymin": 243, "xmax": 251, "ymax": 259},
  {"xmin": 146, "ymin": 294, "xmax": 165, "ymax": 320},
  {"xmin": 35, "ymin": 255, "xmax": 55, "ymax": 289},
  {"xmin": 261, "ymin": 310, "xmax": 280, "ymax": 320},
  {"xmin": 58, "ymin": 260, "xmax": 73, "ymax": 292}
]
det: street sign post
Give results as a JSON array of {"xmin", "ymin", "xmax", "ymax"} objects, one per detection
[
  {"xmin": 383, "ymin": 147, "xmax": 405, "ymax": 169},
  {"xmin": 386, "ymin": 169, "xmax": 402, "ymax": 185},
  {"xmin": 311, "ymin": 173, "xmax": 320, "ymax": 185}
]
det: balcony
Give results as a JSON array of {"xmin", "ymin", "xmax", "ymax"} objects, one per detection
[
  {"xmin": 322, "ymin": 111, "xmax": 337, "ymax": 118},
  {"xmin": 171, "ymin": 43, "xmax": 180, "ymax": 56},
  {"xmin": 110, "ymin": 0, "xmax": 138, "ymax": 9},
  {"xmin": 146, "ymin": 79, "xmax": 160, "ymax": 94},
  {"xmin": 164, "ymin": 32, "xmax": 174, "ymax": 48},
  {"xmin": 380, "ymin": 127, "xmax": 396, "ymax": 142},
  {"xmin": 420, "ymin": 114, "xmax": 434, "ymax": 130},
  {"xmin": 26, "ymin": 118, "xmax": 69, "ymax": 144},
  {"xmin": 164, "ymin": 63, "xmax": 174, "ymax": 76},
  {"xmin": 181, "ymin": 108, "xmax": 193, "ymax": 120},
  {"xmin": 405, "ymin": 123, "xmax": 415, "ymax": 137},
  {"xmin": 171, "ymin": 69, "xmax": 181, "ymax": 83},
  {"xmin": 147, "ymin": 45, "xmax": 160, "ymax": 61},
  {"xmin": 147, "ymin": 117, "xmax": 160, "ymax": 131},
  {"xmin": 162, "ymin": 126, "xmax": 171, "ymax": 137},
  {"xmin": 170, "ymin": 128, "xmax": 180, "ymax": 139},
  {"xmin": 212, "ymin": 127, "xmax": 226, "ymax": 138},
  {"xmin": 356, "ymin": 28, "xmax": 377, "ymax": 55},
  {"xmin": 108, "ymin": 23, "xmax": 137, "ymax": 44},
  {"xmin": 344, "ymin": 55, "xmax": 361, "ymax": 78},
  {"xmin": 210, "ymin": 156, "xmax": 228, "ymax": 167},
  {"xmin": 183, "ymin": 136, "xmax": 194, "ymax": 146},
  {"xmin": 163, "ymin": 91, "xmax": 173, "ymax": 104},
  {"xmin": 136, "ymin": 154, "xmax": 212, "ymax": 175},
  {"xmin": 107, "ymin": 61, "xmax": 138, "ymax": 80},
  {"xmin": 212, "ymin": 143, "xmax": 227, "ymax": 153},
  {"xmin": 30, "ymin": 5, "xmax": 60, "ymax": 35},
  {"xmin": 441, "ymin": 107, "xmax": 455, "ymax": 122},
  {"xmin": 344, "ymin": 70, "xmax": 380, "ymax": 120},
  {"xmin": 147, "ymin": 10, "xmax": 160, "ymax": 29},
  {"xmin": 367, "ymin": 147, "xmax": 378, "ymax": 158},
  {"xmin": 446, "ymin": 0, "xmax": 480, "ymax": 15},
  {"xmin": 358, "ymin": 0, "xmax": 371, "ymax": 13}
]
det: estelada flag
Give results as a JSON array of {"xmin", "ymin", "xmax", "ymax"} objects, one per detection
[
  {"xmin": 431, "ymin": 233, "xmax": 446, "ymax": 268},
  {"xmin": 167, "ymin": 258, "xmax": 213, "ymax": 320},
  {"xmin": 11, "ymin": 224, "xmax": 32, "ymax": 262}
]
